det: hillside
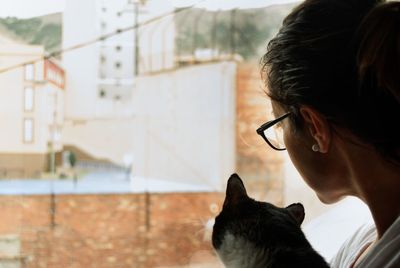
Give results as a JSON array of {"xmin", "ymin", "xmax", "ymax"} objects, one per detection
[
  {"xmin": 0, "ymin": 13, "xmax": 62, "ymax": 55},
  {"xmin": 175, "ymin": 3, "xmax": 296, "ymax": 60},
  {"xmin": 0, "ymin": 3, "xmax": 295, "ymax": 61}
]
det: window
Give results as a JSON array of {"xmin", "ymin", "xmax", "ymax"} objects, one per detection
[
  {"xmin": 100, "ymin": 54, "xmax": 106, "ymax": 64},
  {"xmin": 99, "ymin": 70, "xmax": 106, "ymax": 79},
  {"xmin": 24, "ymin": 64, "xmax": 34, "ymax": 81},
  {"xmin": 99, "ymin": 89, "xmax": 106, "ymax": 98},
  {"xmin": 24, "ymin": 87, "xmax": 34, "ymax": 111},
  {"xmin": 2, "ymin": 4, "xmax": 345, "ymax": 268},
  {"xmin": 23, "ymin": 118, "xmax": 34, "ymax": 143}
]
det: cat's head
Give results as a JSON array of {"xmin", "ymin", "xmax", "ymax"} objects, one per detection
[{"xmin": 212, "ymin": 174, "xmax": 306, "ymax": 260}]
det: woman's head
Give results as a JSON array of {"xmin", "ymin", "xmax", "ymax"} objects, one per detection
[{"xmin": 261, "ymin": 0, "xmax": 400, "ymax": 202}]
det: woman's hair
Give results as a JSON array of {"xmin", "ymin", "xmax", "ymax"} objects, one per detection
[{"xmin": 261, "ymin": 0, "xmax": 400, "ymax": 163}]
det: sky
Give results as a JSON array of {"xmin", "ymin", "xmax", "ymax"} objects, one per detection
[
  {"xmin": 0, "ymin": 0, "xmax": 65, "ymax": 18},
  {"xmin": 0, "ymin": 0, "xmax": 299, "ymax": 18}
]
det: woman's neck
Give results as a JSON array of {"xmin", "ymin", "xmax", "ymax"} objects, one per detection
[{"xmin": 343, "ymin": 144, "xmax": 400, "ymax": 238}]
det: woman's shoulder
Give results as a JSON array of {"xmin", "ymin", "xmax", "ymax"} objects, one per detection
[
  {"xmin": 330, "ymin": 221, "xmax": 377, "ymax": 268},
  {"xmin": 331, "ymin": 215, "xmax": 400, "ymax": 268},
  {"xmin": 357, "ymin": 215, "xmax": 400, "ymax": 268}
]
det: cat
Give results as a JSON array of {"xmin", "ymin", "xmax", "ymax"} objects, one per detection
[{"xmin": 212, "ymin": 173, "xmax": 330, "ymax": 268}]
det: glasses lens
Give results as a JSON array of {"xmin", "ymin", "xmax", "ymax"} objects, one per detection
[{"xmin": 263, "ymin": 123, "xmax": 285, "ymax": 150}]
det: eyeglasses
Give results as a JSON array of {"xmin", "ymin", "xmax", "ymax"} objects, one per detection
[{"xmin": 256, "ymin": 112, "xmax": 291, "ymax": 151}]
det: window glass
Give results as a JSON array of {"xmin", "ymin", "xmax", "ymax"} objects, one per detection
[
  {"xmin": 23, "ymin": 118, "xmax": 34, "ymax": 142},
  {"xmin": 24, "ymin": 87, "xmax": 34, "ymax": 111},
  {"xmin": 24, "ymin": 64, "xmax": 34, "ymax": 81},
  {"xmin": 0, "ymin": 2, "xmax": 363, "ymax": 268}
]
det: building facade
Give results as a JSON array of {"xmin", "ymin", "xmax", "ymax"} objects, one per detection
[
  {"xmin": 63, "ymin": 0, "xmax": 175, "ymax": 120},
  {"xmin": 0, "ymin": 35, "xmax": 65, "ymax": 178}
]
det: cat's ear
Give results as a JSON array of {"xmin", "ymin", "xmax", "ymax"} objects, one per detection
[
  {"xmin": 223, "ymin": 173, "xmax": 248, "ymax": 207},
  {"xmin": 285, "ymin": 203, "xmax": 305, "ymax": 225}
]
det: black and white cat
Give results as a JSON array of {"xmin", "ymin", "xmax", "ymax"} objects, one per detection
[{"xmin": 212, "ymin": 174, "xmax": 330, "ymax": 268}]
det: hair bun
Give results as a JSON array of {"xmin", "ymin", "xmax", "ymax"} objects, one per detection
[{"xmin": 357, "ymin": 1, "xmax": 400, "ymax": 103}]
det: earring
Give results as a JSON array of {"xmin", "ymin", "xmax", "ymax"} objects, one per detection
[{"xmin": 312, "ymin": 144, "xmax": 320, "ymax": 152}]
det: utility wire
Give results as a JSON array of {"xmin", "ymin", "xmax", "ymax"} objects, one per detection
[{"xmin": 0, "ymin": 0, "xmax": 205, "ymax": 75}]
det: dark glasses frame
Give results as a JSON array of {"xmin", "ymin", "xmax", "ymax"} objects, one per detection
[{"xmin": 256, "ymin": 112, "xmax": 291, "ymax": 151}]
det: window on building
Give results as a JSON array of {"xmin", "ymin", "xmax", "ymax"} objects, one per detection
[
  {"xmin": 115, "ymin": 46, "xmax": 122, "ymax": 52},
  {"xmin": 99, "ymin": 70, "xmax": 106, "ymax": 79},
  {"xmin": 99, "ymin": 89, "xmax": 106, "ymax": 98},
  {"xmin": 115, "ymin": 62, "xmax": 122, "ymax": 69},
  {"xmin": 24, "ymin": 64, "xmax": 34, "ymax": 81},
  {"xmin": 101, "ymin": 21, "xmax": 107, "ymax": 30},
  {"xmin": 100, "ymin": 55, "xmax": 106, "ymax": 64},
  {"xmin": 24, "ymin": 87, "xmax": 34, "ymax": 111},
  {"xmin": 23, "ymin": 118, "xmax": 34, "ymax": 143}
]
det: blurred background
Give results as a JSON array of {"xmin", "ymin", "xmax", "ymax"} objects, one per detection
[{"xmin": 0, "ymin": 0, "xmax": 371, "ymax": 267}]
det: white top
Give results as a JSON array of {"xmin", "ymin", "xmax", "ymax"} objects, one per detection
[{"xmin": 331, "ymin": 215, "xmax": 400, "ymax": 268}]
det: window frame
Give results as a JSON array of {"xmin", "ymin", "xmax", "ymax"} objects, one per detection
[{"xmin": 23, "ymin": 118, "xmax": 34, "ymax": 143}]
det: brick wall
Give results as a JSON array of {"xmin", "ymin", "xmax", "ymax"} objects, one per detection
[
  {"xmin": 0, "ymin": 193, "xmax": 224, "ymax": 268},
  {"xmin": 235, "ymin": 62, "xmax": 284, "ymax": 204}
]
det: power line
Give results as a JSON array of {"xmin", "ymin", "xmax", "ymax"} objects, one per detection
[{"xmin": 0, "ymin": 1, "xmax": 205, "ymax": 75}]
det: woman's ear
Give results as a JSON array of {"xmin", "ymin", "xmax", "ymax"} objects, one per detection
[{"xmin": 299, "ymin": 106, "xmax": 331, "ymax": 153}]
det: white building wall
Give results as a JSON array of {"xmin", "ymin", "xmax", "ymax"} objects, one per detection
[
  {"xmin": 138, "ymin": 0, "xmax": 175, "ymax": 73},
  {"xmin": 63, "ymin": 61, "xmax": 236, "ymax": 190},
  {"xmin": 0, "ymin": 38, "xmax": 64, "ymax": 154},
  {"xmin": 63, "ymin": 0, "xmax": 176, "ymax": 120},
  {"xmin": 62, "ymin": 0, "xmax": 98, "ymax": 120},
  {"xmin": 0, "ymin": 66, "xmax": 36, "ymax": 151},
  {"xmin": 35, "ymin": 85, "xmax": 65, "ymax": 152},
  {"xmin": 97, "ymin": 0, "xmax": 135, "ymax": 107}
]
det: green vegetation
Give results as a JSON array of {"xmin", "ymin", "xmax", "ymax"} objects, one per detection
[
  {"xmin": 175, "ymin": 4, "xmax": 295, "ymax": 61},
  {"xmin": 0, "ymin": 3, "xmax": 295, "ymax": 62},
  {"xmin": 0, "ymin": 13, "xmax": 62, "ymax": 55},
  {"xmin": 68, "ymin": 152, "xmax": 77, "ymax": 168}
]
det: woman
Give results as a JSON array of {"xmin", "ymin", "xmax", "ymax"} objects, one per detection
[{"xmin": 258, "ymin": 0, "xmax": 400, "ymax": 267}]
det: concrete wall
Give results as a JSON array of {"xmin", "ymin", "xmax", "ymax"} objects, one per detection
[
  {"xmin": 63, "ymin": 62, "xmax": 237, "ymax": 190},
  {"xmin": 0, "ymin": 235, "xmax": 21, "ymax": 268},
  {"xmin": 63, "ymin": 0, "xmax": 98, "ymax": 120},
  {"xmin": 0, "ymin": 154, "xmax": 47, "ymax": 178}
]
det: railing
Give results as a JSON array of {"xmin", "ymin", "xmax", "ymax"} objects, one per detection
[{"xmin": 75, "ymin": 160, "xmax": 128, "ymax": 173}]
